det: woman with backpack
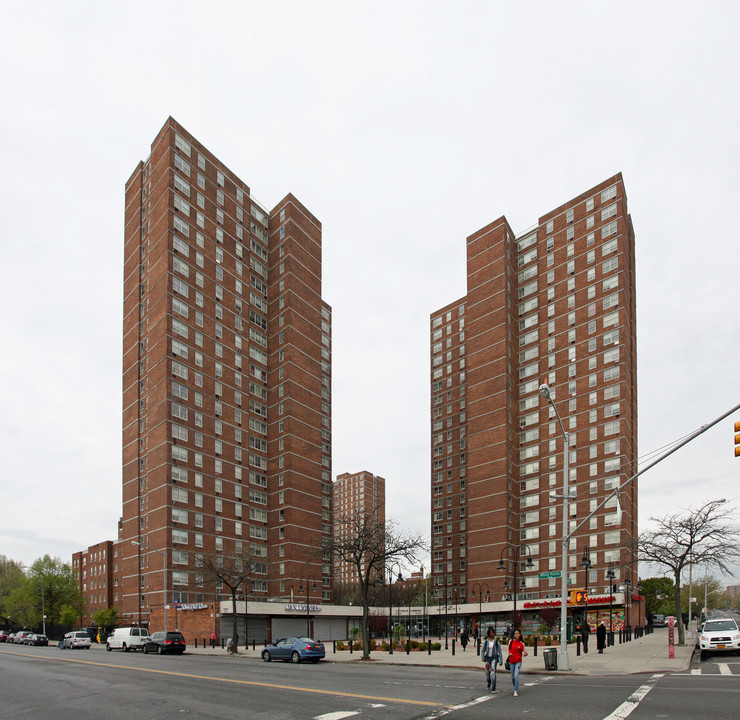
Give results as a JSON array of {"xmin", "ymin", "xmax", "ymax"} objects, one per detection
[{"xmin": 480, "ymin": 627, "xmax": 502, "ymax": 693}]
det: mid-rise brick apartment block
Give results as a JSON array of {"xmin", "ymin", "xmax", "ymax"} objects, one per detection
[
  {"xmin": 332, "ymin": 471, "xmax": 386, "ymax": 585},
  {"xmin": 430, "ymin": 175, "xmax": 638, "ymax": 624},
  {"xmin": 72, "ymin": 541, "xmax": 118, "ymax": 627},
  {"xmin": 121, "ymin": 118, "xmax": 332, "ymax": 636}
]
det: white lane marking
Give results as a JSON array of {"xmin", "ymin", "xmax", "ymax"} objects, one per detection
[
  {"xmin": 524, "ymin": 675, "xmax": 555, "ymax": 686},
  {"xmin": 313, "ymin": 713, "xmax": 360, "ymax": 720},
  {"xmin": 418, "ymin": 695, "xmax": 492, "ymax": 719},
  {"xmin": 602, "ymin": 674, "xmax": 662, "ymax": 720},
  {"xmin": 718, "ymin": 663, "xmax": 732, "ymax": 675},
  {"xmin": 691, "ymin": 668, "xmax": 701, "ymax": 675}
]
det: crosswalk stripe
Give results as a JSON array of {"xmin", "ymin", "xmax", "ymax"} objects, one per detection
[
  {"xmin": 718, "ymin": 664, "xmax": 732, "ymax": 675},
  {"xmin": 602, "ymin": 675, "xmax": 661, "ymax": 720}
]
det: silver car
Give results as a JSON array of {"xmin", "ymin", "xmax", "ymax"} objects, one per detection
[{"xmin": 62, "ymin": 631, "xmax": 92, "ymax": 649}]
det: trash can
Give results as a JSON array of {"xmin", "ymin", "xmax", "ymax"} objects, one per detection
[{"xmin": 543, "ymin": 648, "xmax": 558, "ymax": 671}]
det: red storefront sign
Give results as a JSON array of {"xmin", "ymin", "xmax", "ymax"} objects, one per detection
[{"xmin": 522, "ymin": 595, "xmax": 614, "ymax": 609}]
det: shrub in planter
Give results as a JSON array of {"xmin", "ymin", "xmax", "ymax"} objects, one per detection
[
  {"xmin": 336, "ymin": 640, "xmax": 345, "ymax": 651},
  {"xmin": 410, "ymin": 640, "xmax": 419, "ymax": 650},
  {"xmin": 432, "ymin": 642, "xmax": 442, "ymax": 651},
  {"xmin": 369, "ymin": 640, "xmax": 377, "ymax": 651},
  {"xmin": 381, "ymin": 641, "xmax": 390, "ymax": 651},
  {"xmin": 418, "ymin": 642, "xmax": 428, "ymax": 651},
  {"xmin": 353, "ymin": 640, "xmax": 363, "ymax": 650}
]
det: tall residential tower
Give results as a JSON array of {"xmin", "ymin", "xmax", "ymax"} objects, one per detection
[
  {"xmin": 121, "ymin": 118, "xmax": 332, "ymax": 635},
  {"xmin": 430, "ymin": 174, "xmax": 637, "ymax": 617}
]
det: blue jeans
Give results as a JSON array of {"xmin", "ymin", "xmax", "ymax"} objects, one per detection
[
  {"xmin": 484, "ymin": 660, "xmax": 499, "ymax": 689},
  {"xmin": 510, "ymin": 661, "xmax": 522, "ymax": 692}
]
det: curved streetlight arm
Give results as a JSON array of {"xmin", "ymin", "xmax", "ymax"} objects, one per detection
[
  {"xmin": 568, "ymin": 399, "xmax": 740, "ymax": 542},
  {"xmin": 539, "ymin": 384, "xmax": 569, "ymax": 445}
]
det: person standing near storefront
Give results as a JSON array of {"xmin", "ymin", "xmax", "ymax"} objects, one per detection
[{"xmin": 581, "ymin": 618, "xmax": 590, "ymax": 653}]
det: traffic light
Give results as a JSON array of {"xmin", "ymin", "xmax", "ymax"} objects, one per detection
[
  {"xmin": 569, "ymin": 589, "xmax": 588, "ymax": 604},
  {"xmin": 735, "ymin": 420, "xmax": 740, "ymax": 457}
]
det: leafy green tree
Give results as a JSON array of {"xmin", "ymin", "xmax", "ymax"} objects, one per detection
[
  {"xmin": 679, "ymin": 575, "xmax": 726, "ymax": 617},
  {"xmin": 0, "ymin": 556, "xmax": 26, "ymax": 623},
  {"xmin": 27, "ymin": 555, "xmax": 85, "ymax": 626},
  {"xmin": 640, "ymin": 577, "xmax": 675, "ymax": 618},
  {"xmin": 5, "ymin": 583, "xmax": 36, "ymax": 628},
  {"xmin": 92, "ymin": 607, "xmax": 119, "ymax": 628},
  {"xmin": 59, "ymin": 605, "xmax": 79, "ymax": 626}
]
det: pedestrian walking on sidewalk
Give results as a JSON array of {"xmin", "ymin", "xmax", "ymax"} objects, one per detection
[
  {"xmin": 597, "ymin": 621, "xmax": 606, "ymax": 653},
  {"xmin": 507, "ymin": 629, "xmax": 527, "ymax": 697},
  {"xmin": 581, "ymin": 619, "xmax": 590, "ymax": 653},
  {"xmin": 460, "ymin": 629, "xmax": 469, "ymax": 651},
  {"xmin": 480, "ymin": 627, "xmax": 502, "ymax": 693}
]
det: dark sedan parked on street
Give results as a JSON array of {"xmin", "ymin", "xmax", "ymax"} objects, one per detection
[
  {"xmin": 261, "ymin": 637, "xmax": 325, "ymax": 663},
  {"xmin": 143, "ymin": 631, "xmax": 186, "ymax": 654},
  {"xmin": 26, "ymin": 634, "xmax": 48, "ymax": 646}
]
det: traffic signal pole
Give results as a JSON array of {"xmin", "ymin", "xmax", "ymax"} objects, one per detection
[
  {"xmin": 570, "ymin": 400, "xmax": 740, "ymax": 542},
  {"xmin": 559, "ymin": 399, "xmax": 740, "ymax": 670}
]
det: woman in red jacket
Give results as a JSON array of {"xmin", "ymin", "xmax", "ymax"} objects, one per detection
[{"xmin": 507, "ymin": 629, "xmax": 528, "ymax": 696}]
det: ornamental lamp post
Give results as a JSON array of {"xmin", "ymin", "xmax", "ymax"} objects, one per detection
[
  {"xmin": 606, "ymin": 565, "xmax": 616, "ymax": 645},
  {"xmin": 498, "ymin": 544, "xmax": 534, "ymax": 631},
  {"xmin": 385, "ymin": 563, "xmax": 403, "ymax": 654},
  {"xmin": 581, "ymin": 546, "xmax": 592, "ymax": 629},
  {"xmin": 298, "ymin": 575, "xmax": 317, "ymax": 638},
  {"xmin": 471, "ymin": 582, "xmax": 490, "ymax": 652}
]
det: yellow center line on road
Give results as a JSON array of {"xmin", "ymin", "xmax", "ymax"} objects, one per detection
[{"xmin": 1, "ymin": 650, "xmax": 442, "ymax": 707}]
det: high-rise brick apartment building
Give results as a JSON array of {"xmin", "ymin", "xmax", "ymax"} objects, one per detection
[
  {"xmin": 332, "ymin": 471, "xmax": 386, "ymax": 585},
  {"xmin": 430, "ymin": 175, "xmax": 637, "ymax": 626},
  {"xmin": 121, "ymin": 118, "xmax": 332, "ymax": 637}
]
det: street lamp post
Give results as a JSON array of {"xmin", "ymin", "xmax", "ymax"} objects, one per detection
[
  {"xmin": 385, "ymin": 563, "xmax": 403, "ymax": 654},
  {"xmin": 606, "ymin": 565, "xmax": 616, "ymax": 646},
  {"xmin": 131, "ymin": 540, "xmax": 167, "ymax": 633},
  {"xmin": 581, "ymin": 546, "xmax": 592, "ymax": 631},
  {"xmin": 623, "ymin": 575, "xmax": 632, "ymax": 638},
  {"xmin": 498, "ymin": 544, "xmax": 534, "ymax": 630},
  {"xmin": 40, "ymin": 576, "xmax": 46, "ymax": 636},
  {"xmin": 471, "ymin": 582, "xmax": 490, "ymax": 652},
  {"xmin": 452, "ymin": 585, "xmax": 459, "ymax": 647},
  {"xmin": 539, "ymin": 382, "xmax": 572, "ymax": 671},
  {"xmin": 298, "ymin": 575, "xmax": 317, "ymax": 638}
]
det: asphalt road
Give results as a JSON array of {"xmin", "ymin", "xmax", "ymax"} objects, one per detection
[{"xmin": 1, "ymin": 643, "xmax": 738, "ymax": 719}]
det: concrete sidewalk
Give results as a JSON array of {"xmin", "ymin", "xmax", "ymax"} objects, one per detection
[{"xmin": 179, "ymin": 628, "xmax": 695, "ymax": 676}]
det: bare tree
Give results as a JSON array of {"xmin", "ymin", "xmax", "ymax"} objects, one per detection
[
  {"xmin": 319, "ymin": 506, "xmax": 426, "ymax": 660},
  {"xmin": 638, "ymin": 498, "xmax": 740, "ymax": 645},
  {"xmin": 200, "ymin": 550, "xmax": 264, "ymax": 654}
]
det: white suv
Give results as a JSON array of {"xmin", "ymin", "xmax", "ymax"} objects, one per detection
[{"xmin": 698, "ymin": 618, "xmax": 740, "ymax": 659}]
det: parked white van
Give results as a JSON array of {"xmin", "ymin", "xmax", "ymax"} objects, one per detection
[{"xmin": 106, "ymin": 627, "xmax": 149, "ymax": 652}]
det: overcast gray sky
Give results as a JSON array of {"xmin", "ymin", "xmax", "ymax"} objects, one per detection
[{"xmin": 1, "ymin": 1, "xmax": 738, "ymax": 587}]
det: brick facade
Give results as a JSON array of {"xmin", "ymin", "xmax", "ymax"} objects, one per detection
[{"xmin": 430, "ymin": 175, "xmax": 638, "ymax": 613}]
